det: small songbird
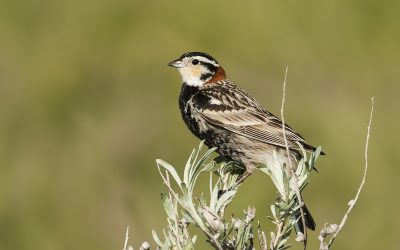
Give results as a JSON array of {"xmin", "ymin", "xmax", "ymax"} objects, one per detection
[{"xmin": 168, "ymin": 51, "xmax": 324, "ymax": 231}]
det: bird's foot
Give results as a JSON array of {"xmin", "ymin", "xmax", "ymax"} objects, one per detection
[{"xmin": 236, "ymin": 171, "xmax": 252, "ymax": 185}]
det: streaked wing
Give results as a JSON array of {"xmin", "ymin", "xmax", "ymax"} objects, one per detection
[
  {"xmin": 192, "ymin": 81, "xmax": 306, "ymax": 149},
  {"xmin": 201, "ymin": 108, "xmax": 305, "ymax": 149}
]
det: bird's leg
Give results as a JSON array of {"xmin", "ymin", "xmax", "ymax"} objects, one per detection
[
  {"xmin": 236, "ymin": 171, "xmax": 252, "ymax": 185},
  {"xmin": 218, "ymin": 171, "xmax": 251, "ymax": 198},
  {"xmin": 219, "ymin": 171, "xmax": 251, "ymax": 195}
]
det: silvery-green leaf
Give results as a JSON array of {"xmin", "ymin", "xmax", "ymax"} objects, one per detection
[
  {"xmin": 295, "ymin": 158, "xmax": 305, "ymax": 176},
  {"xmin": 272, "ymin": 150, "xmax": 287, "ymax": 198},
  {"xmin": 270, "ymin": 231, "xmax": 276, "ymax": 243},
  {"xmin": 161, "ymin": 193, "xmax": 176, "ymax": 220},
  {"xmin": 181, "ymin": 183, "xmax": 189, "ymax": 196},
  {"xmin": 181, "ymin": 210, "xmax": 195, "ymax": 224},
  {"xmin": 183, "ymin": 148, "xmax": 196, "ymax": 186},
  {"xmin": 152, "ymin": 230, "xmax": 163, "ymax": 246},
  {"xmin": 162, "ymin": 229, "xmax": 169, "ymax": 245},
  {"xmin": 278, "ymin": 237, "xmax": 288, "ymax": 248},
  {"xmin": 188, "ymin": 147, "xmax": 217, "ymax": 192},
  {"xmin": 199, "ymin": 192, "xmax": 206, "ymax": 206},
  {"xmin": 296, "ymin": 142, "xmax": 307, "ymax": 162},
  {"xmin": 209, "ymin": 183, "xmax": 220, "ymax": 211},
  {"xmin": 280, "ymin": 243, "xmax": 292, "ymax": 250},
  {"xmin": 315, "ymin": 146, "xmax": 322, "ymax": 158},
  {"xmin": 156, "ymin": 159, "xmax": 182, "ymax": 188},
  {"xmin": 191, "ymin": 235, "xmax": 197, "ymax": 244},
  {"xmin": 215, "ymin": 190, "xmax": 236, "ymax": 212},
  {"xmin": 271, "ymin": 204, "xmax": 277, "ymax": 220}
]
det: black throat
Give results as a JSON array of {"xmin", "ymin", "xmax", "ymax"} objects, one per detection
[{"xmin": 179, "ymin": 83, "xmax": 199, "ymax": 112}]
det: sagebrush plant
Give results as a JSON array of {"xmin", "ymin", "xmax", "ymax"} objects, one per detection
[
  {"xmin": 122, "ymin": 72, "xmax": 373, "ymax": 250},
  {"xmin": 146, "ymin": 95, "xmax": 373, "ymax": 250},
  {"xmin": 122, "ymin": 98, "xmax": 373, "ymax": 250},
  {"xmin": 151, "ymin": 141, "xmax": 322, "ymax": 250}
]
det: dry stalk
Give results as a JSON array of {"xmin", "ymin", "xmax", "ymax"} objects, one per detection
[
  {"xmin": 280, "ymin": 66, "xmax": 308, "ymax": 249},
  {"xmin": 324, "ymin": 97, "xmax": 374, "ymax": 249}
]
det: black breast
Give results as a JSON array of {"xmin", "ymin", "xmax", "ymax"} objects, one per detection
[
  {"xmin": 178, "ymin": 83, "xmax": 241, "ymax": 163},
  {"xmin": 178, "ymin": 84, "xmax": 202, "ymax": 138}
]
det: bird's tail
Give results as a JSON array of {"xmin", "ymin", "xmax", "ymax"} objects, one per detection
[{"xmin": 294, "ymin": 204, "xmax": 316, "ymax": 234}]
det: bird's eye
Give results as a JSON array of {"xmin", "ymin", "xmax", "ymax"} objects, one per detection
[{"xmin": 192, "ymin": 59, "xmax": 199, "ymax": 65}]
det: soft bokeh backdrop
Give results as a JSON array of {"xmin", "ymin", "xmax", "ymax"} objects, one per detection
[{"xmin": 0, "ymin": 0, "xmax": 399, "ymax": 249}]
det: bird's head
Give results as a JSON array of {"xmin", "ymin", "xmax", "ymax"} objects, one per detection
[{"xmin": 168, "ymin": 52, "xmax": 226, "ymax": 87}]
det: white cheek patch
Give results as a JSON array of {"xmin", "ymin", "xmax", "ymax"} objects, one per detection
[
  {"xmin": 178, "ymin": 68, "xmax": 203, "ymax": 87},
  {"xmin": 178, "ymin": 66, "xmax": 211, "ymax": 87}
]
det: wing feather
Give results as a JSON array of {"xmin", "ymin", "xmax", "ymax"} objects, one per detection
[{"xmin": 191, "ymin": 81, "xmax": 306, "ymax": 149}]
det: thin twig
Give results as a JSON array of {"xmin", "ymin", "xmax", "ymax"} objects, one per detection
[
  {"xmin": 326, "ymin": 97, "xmax": 374, "ymax": 248},
  {"xmin": 280, "ymin": 66, "xmax": 307, "ymax": 249},
  {"xmin": 157, "ymin": 166, "xmax": 179, "ymax": 200},
  {"xmin": 123, "ymin": 226, "xmax": 129, "ymax": 250}
]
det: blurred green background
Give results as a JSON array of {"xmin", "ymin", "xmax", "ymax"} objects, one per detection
[{"xmin": 0, "ymin": 0, "xmax": 399, "ymax": 249}]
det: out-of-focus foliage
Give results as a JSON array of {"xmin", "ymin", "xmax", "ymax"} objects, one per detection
[{"xmin": 0, "ymin": 0, "xmax": 398, "ymax": 249}]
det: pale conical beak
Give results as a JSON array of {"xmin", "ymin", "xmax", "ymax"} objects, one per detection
[{"xmin": 167, "ymin": 59, "xmax": 184, "ymax": 68}]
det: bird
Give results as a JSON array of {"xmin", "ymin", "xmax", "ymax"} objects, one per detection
[{"xmin": 168, "ymin": 51, "xmax": 324, "ymax": 232}]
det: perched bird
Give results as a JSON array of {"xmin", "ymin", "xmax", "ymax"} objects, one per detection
[{"xmin": 168, "ymin": 51, "xmax": 324, "ymax": 231}]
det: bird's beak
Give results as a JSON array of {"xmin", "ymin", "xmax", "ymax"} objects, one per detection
[{"xmin": 168, "ymin": 59, "xmax": 184, "ymax": 68}]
